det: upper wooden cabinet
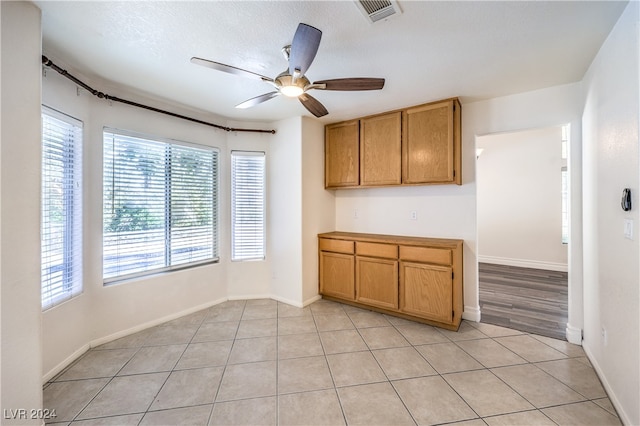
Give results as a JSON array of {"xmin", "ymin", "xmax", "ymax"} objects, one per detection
[
  {"xmin": 325, "ymin": 120, "xmax": 359, "ymax": 188},
  {"xmin": 360, "ymin": 112, "xmax": 402, "ymax": 186},
  {"xmin": 403, "ymin": 99, "xmax": 461, "ymax": 185},
  {"xmin": 324, "ymin": 98, "xmax": 461, "ymax": 189}
]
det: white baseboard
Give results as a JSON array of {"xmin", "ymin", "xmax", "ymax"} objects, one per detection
[
  {"xmin": 565, "ymin": 323, "xmax": 583, "ymax": 345},
  {"xmin": 583, "ymin": 344, "xmax": 632, "ymax": 426},
  {"xmin": 302, "ymin": 294, "xmax": 322, "ymax": 307},
  {"xmin": 43, "ymin": 294, "xmax": 333, "ymax": 384},
  {"xmin": 268, "ymin": 293, "xmax": 321, "ymax": 308},
  {"xmin": 42, "ymin": 343, "xmax": 91, "ymax": 383},
  {"xmin": 270, "ymin": 294, "xmax": 304, "ymax": 308},
  {"xmin": 42, "ymin": 297, "xmax": 227, "ymax": 383},
  {"xmin": 478, "ymin": 255, "xmax": 568, "ymax": 272},
  {"xmin": 228, "ymin": 293, "xmax": 271, "ymax": 301},
  {"xmin": 463, "ymin": 305, "xmax": 481, "ymax": 322}
]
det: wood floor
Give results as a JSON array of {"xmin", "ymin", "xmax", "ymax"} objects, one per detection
[{"xmin": 478, "ymin": 263, "xmax": 568, "ymax": 340}]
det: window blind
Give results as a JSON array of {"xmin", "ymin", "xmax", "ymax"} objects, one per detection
[
  {"xmin": 103, "ymin": 129, "xmax": 218, "ymax": 282},
  {"xmin": 561, "ymin": 125, "xmax": 569, "ymax": 244},
  {"xmin": 41, "ymin": 107, "xmax": 83, "ymax": 310},
  {"xmin": 231, "ymin": 151, "xmax": 265, "ymax": 261}
]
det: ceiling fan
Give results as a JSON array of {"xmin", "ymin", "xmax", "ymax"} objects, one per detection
[{"xmin": 191, "ymin": 23, "xmax": 385, "ymax": 118}]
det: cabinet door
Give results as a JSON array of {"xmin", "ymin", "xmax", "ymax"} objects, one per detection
[
  {"xmin": 356, "ymin": 256, "xmax": 398, "ymax": 310},
  {"xmin": 360, "ymin": 112, "xmax": 402, "ymax": 186},
  {"xmin": 402, "ymin": 100, "xmax": 456, "ymax": 184},
  {"xmin": 399, "ymin": 261, "xmax": 453, "ymax": 323},
  {"xmin": 325, "ymin": 120, "xmax": 359, "ymax": 188},
  {"xmin": 320, "ymin": 251, "xmax": 355, "ymax": 300}
]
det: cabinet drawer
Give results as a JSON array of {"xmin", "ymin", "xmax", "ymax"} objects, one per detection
[
  {"xmin": 399, "ymin": 246, "xmax": 451, "ymax": 265},
  {"xmin": 356, "ymin": 242, "xmax": 398, "ymax": 259},
  {"xmin": 319, "ymin": 238, "xmax": 355, "ymax": 254}
]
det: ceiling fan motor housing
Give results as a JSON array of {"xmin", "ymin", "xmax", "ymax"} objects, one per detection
[
  {"xmin": 276, "ymin": 72, "xmax": 310, "ymax": 97},
  {"xmin": 191, "ymin": 22, "xmax": 384, "ymax": 117}
]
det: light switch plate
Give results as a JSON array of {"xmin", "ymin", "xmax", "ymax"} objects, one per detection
[{"xmin": 624, "ymin": 218, "xmax": 633, "ymax": 240}]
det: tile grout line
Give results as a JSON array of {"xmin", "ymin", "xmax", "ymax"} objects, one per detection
[
  {"xmin": 140, "ymin": 308, "xmax": 212, "ymax": 426},
  {"xmin": 45, "ymin": 299, "xmax": 621, "ymax": 426},
  {"xmin": 311, "ymin": 302, "xmax": 351, "ymax": 426},
  {"xmin": 67, "ymin": 340, "xmax": 152, "ymax": 424},
  {"xmin": 450, "ymin": 328, "xmax": 562, "ymax": 422},
  {"xmin": 208, "ymin": 300, "xmax": 247, "ymax": 424}
]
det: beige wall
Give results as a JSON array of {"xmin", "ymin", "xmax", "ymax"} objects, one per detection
[
  {"xmin": 1, "ymin": 2, "xmax": 43, "ymax": 423},
  {"xmin": 581, "ymin": 2, "xmax": 639, "ymax": 424},
  {"xmin": 301, "ymin": 117, "xmax": 335, "ymax": 303},
  {"xmin": 477, "ymin": 126, "xmax": 568, "ymax": 270},
  {"xmin": 2, "ymin": 2, "xmax": 638, "ymax": 424}
]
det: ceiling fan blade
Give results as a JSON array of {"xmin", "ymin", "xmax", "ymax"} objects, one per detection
[
  {"xmin": 191, "ymin": 57, "xmax": 273, "ymax": 83},
  {"xmin": 235, "ymin": 91, "xmax": 280, "ymax": 109},
  {"xmin": 299, "ymin": 93, "xmax": 328, "ymax": 117},
  {"xmin": 288, "ymin": 23, "xmax": 322, "ymax": 76},
  {"xmin": 313, "ymin": 78, "xmax": 385, "ymax": 91}
]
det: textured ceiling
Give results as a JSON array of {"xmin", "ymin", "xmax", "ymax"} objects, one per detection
[{"xmin": 36, "ymin": 1, "xmax": 628, "ymax": 124}]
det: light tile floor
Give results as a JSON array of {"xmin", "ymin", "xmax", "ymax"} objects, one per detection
[{"xmin": 44, "ymin": 299, "xmax": 622, "ymax": 425}]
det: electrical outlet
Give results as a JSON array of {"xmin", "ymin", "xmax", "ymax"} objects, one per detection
[
  {"xmin": 353, "ymin": 209, "xmax": 359, "ymax": 219},
  {"xmin": 602, "ymin": 326, "xmax": 608, "ymax": 346},
  {"xmin": 410, "ymin": 211, "xmax": 417, "ymax": 220}
]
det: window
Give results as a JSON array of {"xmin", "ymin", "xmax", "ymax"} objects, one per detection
[
  {"xmin": 103, "ymin": 129, "xmax": 218, "ymax": 282},
  {"xmin": 231, "ymin": 151, "xmax": 265, "ymax": 261},
  {"xmin": 41, "ymin": 107, "xmax": 83, "ymax": 310},
  {"xmin": 561, "ymin": 125, "xmax": 569, "ymax": 244}
]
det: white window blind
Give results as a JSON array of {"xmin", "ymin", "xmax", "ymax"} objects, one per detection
[
  {"xmin": 231, "ymin": 151, "xmax": 265, "ymax": 261},
  {"xmin": 561, "ymin": 125, "xmax": 569, "ymax": 244},
  {"xmin": 103, "ymin": 129, "xmax": 219, "ymax": 282},
  {"xmin": 561, "ymin": 167, "xmax": 568, "ymax": 244},
  {"xmin": 41, "ymin": 107, "xmax": 83, "ymax": 310}
]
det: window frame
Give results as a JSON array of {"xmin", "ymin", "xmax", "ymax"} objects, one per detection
[
  {"xmin": 231, "ymin": 150, "xmax": 266, "ymax": 262},
  {"xmin": 561, "ymin": 125, "xmax": 569, "ymax": 245},
  {"xmin": 41, "ymin": 106, "xmax": 84, "ymax": 310},
  {"xmin": 102, "ymin": 128, "xmax": 220, "ymax": 284}
]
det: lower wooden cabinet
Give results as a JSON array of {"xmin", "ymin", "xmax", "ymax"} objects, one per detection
[
  {"xmin": 400, "ymin": 261, "xmax": 453, "ymax": 323},
  {"xmin": 319, "ymin": 232, "xmax": 463, "ymax": 330},
  {"xmin": 356, "ymin": 256, "xmax": 398, "ymax": 310},
  {"xmin": 319, "ymin": 252, "xmax": 355, "ymax": 301}
]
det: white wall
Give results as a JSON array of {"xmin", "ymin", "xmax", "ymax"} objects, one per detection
[
  {"xmin": 581, "ymin": 2, "xmax": 640, "ymax": 424},
  {"xmin": 42, "ymin": 69, "xmax": 229, "ymax": 375},
  {"xmin": 39, "ymin": 58, "xmax": 279, "ymax": 378},
  {"xmin": 464, "ymin": 83, "xmax": 584, "ymax": 341},
  {"xmin": 267, "ymin": 116, "xmax": 333, "ymax": 307},
  {"xmin": 334, "ymin": 85, "xmax": 583, "ymax": 323},
  {"xmin": 5, "ymin": 2, "xmax": 638, "ymax": 423},
  {"xmin": 268, "ymin": 117, "xmax": 304, "ymax": 305},
  {"xmin": 335, "ymin": 183, "xmax": 478, "ymax": 318},
  {"xmin": 301, "ymin": 117, "xmax": 335, "ymax": 303},
  {"xmin": 1, "ymin": 2, "xmax": 43, "ymax": 423},
  {"xmin": 477, "ymin": 126, "xmax": 568, "ymax": 270},
  {"xmin": 0, "ymin": 0, "xmax": 3, "ymax": 411},
  {"xmin": 226, "ymin": 123, "xmax": 273, "ymax": 300}
]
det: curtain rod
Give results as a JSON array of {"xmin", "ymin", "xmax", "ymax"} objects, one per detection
[{"xmin": 41, "ymin": 55, "xmax": 276, "ymax": 135}]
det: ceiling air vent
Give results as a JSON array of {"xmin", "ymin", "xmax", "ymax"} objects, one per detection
[{"xmin": 355, "ymin": 0, "xmax": 402, "ymax": 23}]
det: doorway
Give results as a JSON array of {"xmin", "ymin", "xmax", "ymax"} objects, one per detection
[{"xmin": 476, "ymin": 126, "xmax": 569, "ymax": 340}]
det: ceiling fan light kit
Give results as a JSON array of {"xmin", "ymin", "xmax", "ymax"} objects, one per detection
[{"xmin": 191, "ymin": 23, "xmax": 385, "ymax": 118}]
